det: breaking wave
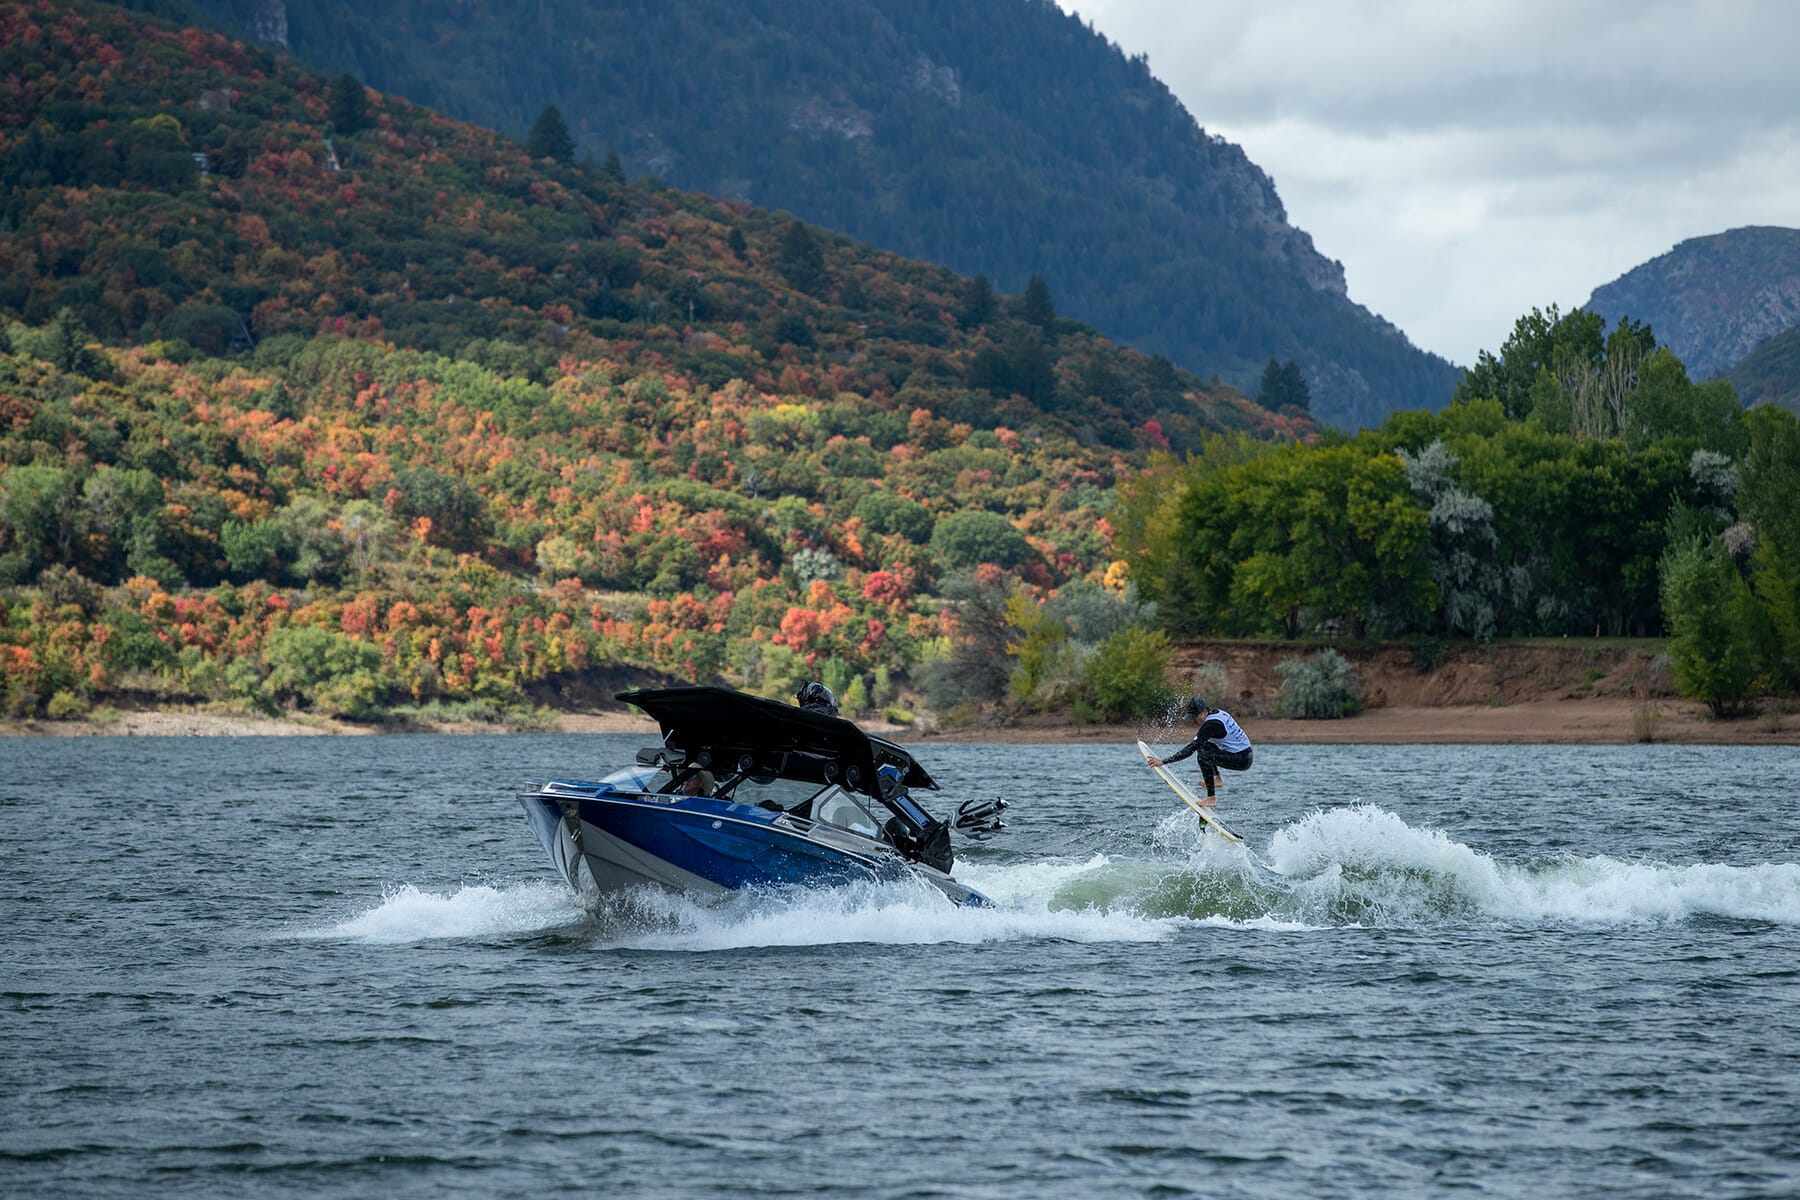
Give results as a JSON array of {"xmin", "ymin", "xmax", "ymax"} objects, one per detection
[{"xmin": 298, "ymin": 803, "xmax": 1800, "ymax": 947}]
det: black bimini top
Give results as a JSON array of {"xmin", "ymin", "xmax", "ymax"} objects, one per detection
[{"xmin": 617, "ymin": 686, "xmax": 938, "ymax": 798}]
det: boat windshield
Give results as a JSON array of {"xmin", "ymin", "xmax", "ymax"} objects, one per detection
[
  {"xmin": 811, "ymin": 789, "xmax": 883, "ymax": 838},
  {"xmin": 722, "ymin": 774, "xmax": 828, "ymax": 812}
]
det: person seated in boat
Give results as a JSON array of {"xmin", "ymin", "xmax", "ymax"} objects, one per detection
[
  {"xmin": 1145, "ymin": 696, "xmax": 1253, "ymax": 807},
  {"xmin": 676, "ymin": 769, "xmax": 715, "ymax": 797},
  {"xmin": 796, "ymin": 680, "xmax": 838, "ymax": 717}
]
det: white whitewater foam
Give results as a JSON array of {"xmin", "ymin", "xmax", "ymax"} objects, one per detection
[
  {"xmin": 610, "ymin": 860, "xmax": 1184, "ymax": 952},
  {"xmin": 299, "ymin": 855, "xmax": 1184, "ymax": 951},
  {"xmin": 304, "ymin": 880, "xmax": 588, "ymax": 943},
  {"xmin": 1267, "ymin": 803, "xmax": 1800, "ymax": 925}
]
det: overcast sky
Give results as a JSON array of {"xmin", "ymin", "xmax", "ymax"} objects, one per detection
[{"xmin": 1060, "ymin": 0, "xmax": 1800, "ymax": 366}]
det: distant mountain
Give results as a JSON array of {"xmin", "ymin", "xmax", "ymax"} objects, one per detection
[
  {"xmin": 1724, "ymin": 325, "xmax": 1800, "ymax": 414},
  {"xmin": 1585, "ymin": 226, "xmax": 1800, "ymax": 381},
  {"xmin": 130, "ymin": 0, "xmax": 1460, "ymax": 429},
  {"xmin": 1, "ymin": 0, "xmax": 1305, "ymax": 456}
]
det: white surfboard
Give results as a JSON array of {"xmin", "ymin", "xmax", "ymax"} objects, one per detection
[{"xmin": 1137, "ymin": 739, "xmax": 1244, "ymax": 843}]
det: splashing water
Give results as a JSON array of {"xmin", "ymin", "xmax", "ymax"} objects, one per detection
[
  {"xmin": 1265, "ymin": 803, "xmax": 1800, "ymax": 926},
  {"xmin": 302, "ymin": 800, "xmax": 1800, "ymax": 949}
]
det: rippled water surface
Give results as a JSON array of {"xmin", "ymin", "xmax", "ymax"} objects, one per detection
[{"xmin": 4, "ymin": 735, "xmax": 1800, "ymax": 1198}]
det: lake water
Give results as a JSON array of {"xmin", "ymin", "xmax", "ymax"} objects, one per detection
[{"xmin": 4, "ymin": 734, "xmax": 1799, "ymax": 1198}]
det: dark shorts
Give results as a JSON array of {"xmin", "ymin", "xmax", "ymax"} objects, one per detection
[{"xmin": 1195, "ymin": 746, "xmax": 1252, "ymax": 791}]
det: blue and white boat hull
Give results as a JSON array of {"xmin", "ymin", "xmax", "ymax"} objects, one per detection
[{"xmin": 521, "ymin": 782, "xmax": 990, "ymax": 907}]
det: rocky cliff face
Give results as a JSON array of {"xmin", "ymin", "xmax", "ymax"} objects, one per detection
[{"xmin": 1585, "ymin": 226, "xmax": 1800, "ymax": 380}]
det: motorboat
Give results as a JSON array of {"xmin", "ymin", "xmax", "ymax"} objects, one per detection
[{"xmin": 518, "ymin": 686, "xmax": 1006, "ymax": 908}]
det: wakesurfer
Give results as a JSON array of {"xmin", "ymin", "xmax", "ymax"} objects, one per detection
[{"xmin": 1145, "ymin": 696, "xmax": 1253, "ymax": 807}]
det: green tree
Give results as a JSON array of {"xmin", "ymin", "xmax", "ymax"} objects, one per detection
[
  {"xmin": 1456, "ymin": 304, "xmax": 1605, "ymax": 421},
  {"xmin": 45, "ymin": 309, "xmax": 106, "ymax": 378},
  {"xmin": 930, "ymin": 510, "xmax": 1035, "ymax": 570},
  {"xmin": 329, "ymin": 73, "xmax": 370, "ymax": 135},
  {"xmin": 775, "ymin": 219, "xmax": 826, "ymax": 294},
  {"xmin": 1258, "ymin": 358, "xmax": 1310, "ymax": 411},
  {"xmin": 852, "ymin": 491, "xmax": 933, "ymax": 543},
  {"xmin": 1738, "ymin": 405, "xmax": 1800, "ymax": 684},
  {"xmin": 1660, "ymin": 532, "xmax": 1771, "ymax": 717},
  {"xmin": 1019, "ymin": 272, "xmax": 1055, "ymax": 330},
  {"xmin": 0, "ymin": 465, "xmax": 80, "ymax": 581},
  {"xmin": 81, "ymin": 466, "xmax": 164, "ymax": 583},
  {"xmin": 602, "ymin": 149, "xmax": 625, "ymax": 182},
  {"xmin": 221, "ymin": 518, "xmax": 290, "ymax": 581},
  {"xmin": 956, "ymin": 274, "xmax": 995, "ymax": 328},
  {"xmin": 525, "ymin": 104, "xmax": 575, "ymax": 163}
]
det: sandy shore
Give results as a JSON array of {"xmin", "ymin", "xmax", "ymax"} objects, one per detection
[
  {"xmin": 5, "ymin": 697, "xmax": 1791, "ymax": 743},
  {"xmin": 914, "ymin": 699, "xmax": 1794, "ymax": 745}
]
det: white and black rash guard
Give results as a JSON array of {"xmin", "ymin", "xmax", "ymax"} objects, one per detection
[{"xmin": 1164, "ymin": 707, "xmax": 1252, "ymax": 763}]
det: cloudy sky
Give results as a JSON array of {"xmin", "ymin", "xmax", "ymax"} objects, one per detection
[{"xmin": 1060, "ymin": 0, "xmax": 1800, "ymax": 366}]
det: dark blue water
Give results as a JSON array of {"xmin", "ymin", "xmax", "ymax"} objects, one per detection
[{"xmin": 4, "ymin": 735, "xmax": 1799, "ymax": 1198}]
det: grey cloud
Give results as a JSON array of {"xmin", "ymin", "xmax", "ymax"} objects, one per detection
[{"xmin": 1063, "ymin": 0, "xmax": 1799, "ymax": 362}]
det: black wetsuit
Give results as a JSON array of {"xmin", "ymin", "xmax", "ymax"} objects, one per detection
[{"xmin": 1163, "ymin": 709, "xmax": 1253, "ymax": 796}]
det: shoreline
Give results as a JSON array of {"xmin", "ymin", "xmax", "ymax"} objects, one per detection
[{"xmin": 3, "ymin": 697, "xmax": 1791, "ymax": 744}]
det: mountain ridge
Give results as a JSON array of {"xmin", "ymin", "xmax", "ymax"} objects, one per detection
[
  {"xmin": 1585, "ymin": 225, "xmax": 1800, "ymax": 381},
  {"xmin": 133, "ymin": 0, "xmax": 1460, "ymax": 429}
]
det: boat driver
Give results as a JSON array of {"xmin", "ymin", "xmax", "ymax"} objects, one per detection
[
  {"xmin": 796, "ymin": 680, "xmax": 838, "ymax": 716},
  {"xmin": 1145, "ymin": 697, "xmax": 1253, "ymax": 807}
]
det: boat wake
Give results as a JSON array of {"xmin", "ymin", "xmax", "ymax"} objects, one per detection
[
  {"xmin": 300, "ymin": 803, "xmax": 1800, "ymax": 947},
  {"xmin": 1183, "ymin": 803, "xmax": 1800, "ymax": 928},
  {"xmin": 980, "ymin": 803, "xmax": 1800, "ymax": 930},
  {"xmin": 294, "ymin": 881, "xmax": 589, "ymax": 944}
]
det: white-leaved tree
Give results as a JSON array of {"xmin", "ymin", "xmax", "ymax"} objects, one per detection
[{"xmin": 1399, "ymin": 440, "xmax": 1524, "ymax": 640}]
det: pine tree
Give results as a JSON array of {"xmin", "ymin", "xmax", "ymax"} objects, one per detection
[
  {"xmin": 775, "ymin": 220, "xmax": 825, "ymax": 294},
  {"xmin": 1258, "ymin": 358, "xmax": 1284, "ymax": 406},
  {"xmin": 328, "ymin": 73, "xmax": 369, "ymax": 135},
  {"xmin": 526, "ymin": 105, "xmax": 576, "ymax": 164},
  {"xmin": 957, "ymin": 274, "xmax": 995, "ymax": 328},
  {"xmin": 1257, "ymin": 358, "xmax": 1310, "ymax": 410},
  {"xmin": 602, "ymin": 149, "xmax": 625, "ymax": 182},
  {"xmin": 1280, "ymin": 360, "xmax": 1310, "ymax": 411},
  {"xmin": 47, "ymin": 309, "xmax": 105, "ymax": 378},
  {"xmin": 1020, "ymin": 272, "xmax": 1055, "ymax": 329},
  {"xmin": 727, "ymin": 228, "xmax": 748, "ymax": 258}
]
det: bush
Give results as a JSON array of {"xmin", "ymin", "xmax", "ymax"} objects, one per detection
[
  {"xmin": 1076, "ymin": 624, "xmax": 1173, "ymax": 722},
  {"xmin": 1189, "ymin": 660, "xmax": 1230, "ymax": 707},
  {"xmin": 262, "ymin": 625, "xmax": 388, "ymax": 719},
  {"xmin": 1277, "ymin": 649, "xmax": 1362, "ymax": 718},
  {"xmin": 1410, "ymin": 637, "xmax": 1445, "ymax": 672},
  {"xmin": 46, "ymin": 690, "xmax": 89, "ymax": 720}
]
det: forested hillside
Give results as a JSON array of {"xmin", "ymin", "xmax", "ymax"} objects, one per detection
[
  {"xmin": 128, "ymin": 0, "xmax": 1461, "ymax": 429},
  {"xmin": 0, "ymin": 0, "xmax": 1311, "ymax": 723},
  {"xmin": 1725, "ymin": 325, "xmax": 1800, "ymax": 415},
  {"xmin": 1585, "ymin": 226, "xmax": 1800, "ymax": 381}
]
